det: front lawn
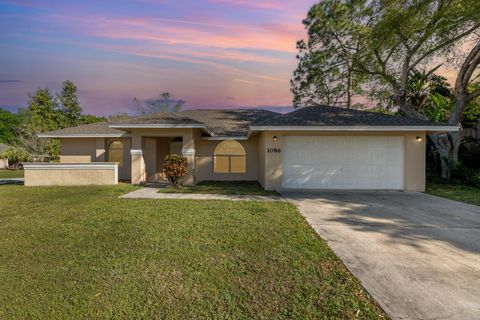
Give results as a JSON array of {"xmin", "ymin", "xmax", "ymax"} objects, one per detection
[
  {"xmin": 0, "ymin": 184, "xmax": 385, "ymax": 319},
  {"xmin": 0, "ymin": 169, "xmax": 23, "ymax": 179},
  {"xmin": 158, "ymin": 180, "xmax": 279, "ymax": 196},
  {"xmin": 426, "ymin": 182, "xmax": 480, "ymax": 206}
]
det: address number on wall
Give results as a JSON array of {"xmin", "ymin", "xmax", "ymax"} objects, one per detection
[{"xmin": 267, "ymin": 148, "xmax": 281, "ymax": 153}]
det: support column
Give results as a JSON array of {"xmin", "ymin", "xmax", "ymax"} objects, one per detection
[
  {"xmin": 182, "ymin": 131, "xmax": 195, "ymax": 186},
  {"xmin": 131, "ymin": 131, "xmax": 146, "ymax": 185}
]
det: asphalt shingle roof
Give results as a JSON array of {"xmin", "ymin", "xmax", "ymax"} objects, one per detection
[
  {"xmin": 38, "ymin": 122, "xmax": 126, "ymax": 137},
  {"xmin": 39, "ymin": 106, "xmax": 450, "ymax": 138},
  {"xmin": 111, "ymin": 109, "xmax": 280, "ymax": 136},
  {"xmin": 254, "ymin": 106, "xmax": 447, "ymax": 127}
]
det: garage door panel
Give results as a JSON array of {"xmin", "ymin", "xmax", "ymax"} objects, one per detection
[{"xmin": 283, "ymin": 136, "xmax": 404, "ymax": 190}]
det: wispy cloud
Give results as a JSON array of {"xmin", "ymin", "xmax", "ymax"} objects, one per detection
[
  {"xmin": 0, "ymin": 80, "xmax": 21, "ymax": 83},
  {"xmin": 208, "ymin": 0, "xmax": 313, "ymax": 11},
  {"xmin": 233, "ymin": 78, "xmax": 260, "ymax": 85},
  {"xmin": 1, "ymin": 0, "xmax": 315, "ymax": 113}
]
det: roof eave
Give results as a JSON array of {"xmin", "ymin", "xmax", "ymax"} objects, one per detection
[
  {"xmin": 249, "ymin": 125, "xmax": 459, "ymax": 132},
  {"xmin": 109, "ymin": 123, "xmax": 214, "ymax": 136},
  {"xmin": 37, "ymin": 133, "xmax": 131, "ymax": 138},
  {"xmin": 200, "ymin": 135, "xmax": 249, "ymax": 141}
]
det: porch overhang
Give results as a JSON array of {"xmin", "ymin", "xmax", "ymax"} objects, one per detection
[{"xmin": 108, "ymin": 123, "xmax": 214, "ymax": 136}]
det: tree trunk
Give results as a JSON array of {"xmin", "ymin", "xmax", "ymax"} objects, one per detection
[
  {"xmin": 429, "ymin": 130, "xmax": 463, "ymax": 179},
  {"xmin": 429, "ymin": 39, "xmax": 479, "ymax": 179},
  {"xmin": 346, "ymin": 67, "xmax": 352, "ymax": 109},
  {"xmin": 429, "ymin": 133, "xmax": 452, "ymax": 179}
]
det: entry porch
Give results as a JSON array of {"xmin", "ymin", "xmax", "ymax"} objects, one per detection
[{"xmin": 130, "ymin": 128, "xmax": 196, "ymax": 185}]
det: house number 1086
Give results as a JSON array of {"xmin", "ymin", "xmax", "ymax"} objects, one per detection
[{"xmin": 267, "ymin": 148, "xmax": 281, "ymax": 153}]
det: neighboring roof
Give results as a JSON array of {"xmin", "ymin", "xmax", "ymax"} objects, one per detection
[
  {"xmin": 0, "ymin": 143, "xmax": 8, "ymax": 153},
  {"xmin": 37, "ymin": 122, "xmax": 129, "ymax": 138},
  {"xmin": 110, "ymin": 109, "xmax": 280, "ymax": 137},
  {"xmin": 251, "ymin": 106, "xmax": 457, "ymax": 131}
]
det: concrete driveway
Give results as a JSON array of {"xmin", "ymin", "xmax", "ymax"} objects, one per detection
[{"xmin": 282, "ymin": 191, "xmax": 480, "ymax": 320}]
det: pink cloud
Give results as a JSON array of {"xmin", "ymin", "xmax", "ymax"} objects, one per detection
[
  {"xmin": 49, "ymin": 14, "xmax": 303, "ymax": 53},
  {"xmin": 208, "ymin": 0, "xmax": 313, "ymax": 11}
]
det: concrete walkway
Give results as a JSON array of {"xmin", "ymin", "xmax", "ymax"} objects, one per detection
[
  {"xmin": 121, "ymin": 187, "xmax": 285, "ymax": 201},
  {"xmin": 283, "ymin": 190, "xmax": 480, "ymax": 320},
  {"xmin": 0, "ymin": 178, "xmax": 24, "ymax": 185}
]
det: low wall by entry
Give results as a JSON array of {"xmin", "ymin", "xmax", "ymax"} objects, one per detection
[{"xmin": 23, "ymin": 163, "xmax": 118, "ymax": 186}]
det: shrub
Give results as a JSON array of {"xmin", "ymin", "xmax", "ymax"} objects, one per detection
[
  {"xmin": 467, "ymin": 170, "xmax": 480, "ymax": 188},
  {"xmin": 451, "ymin": 163, "xmax": 480, "ymax": 188},
  {"xmin": 0, "ymin": 146, "xmax": 31, "ymax": 163},
  {"xmin": 163, "ymin": 154, "xmax": 188, "ymax": 188}
]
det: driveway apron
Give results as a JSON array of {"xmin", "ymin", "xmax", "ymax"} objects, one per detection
[{"xmin": 283, "ymin": 191, "xmax": 480, "ymax": 320}]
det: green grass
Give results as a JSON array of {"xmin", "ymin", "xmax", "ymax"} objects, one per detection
[
  {"xmin": 0, "ymin": 184, "xmax": 386, "ymax": 319},
  {"xmin": 158, "ymin": 180, "xmax": 279, "ymax": 196},
  {"xmin": 426, "ymin": 182, "xmax": 480, "ymax": 206},
  {"xmin": 0, "ymin": 169, "xmax": 23, "ymax": 179}
]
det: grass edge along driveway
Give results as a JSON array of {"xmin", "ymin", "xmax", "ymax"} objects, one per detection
[
  {"xmin": 426, "ymin": 182, "xmax": 480, "ymax": 206},
  {"xmin": 0, "ymin": 184, "xmax": 387, "ymax": 319}
]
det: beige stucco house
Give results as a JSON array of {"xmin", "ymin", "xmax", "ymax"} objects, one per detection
[{"xmin": 33, "ymin": 106, "xmax": 457, "ymax": 191}]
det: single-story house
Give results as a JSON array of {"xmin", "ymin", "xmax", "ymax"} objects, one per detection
[
  {"xmin": 0, "ymin": 143, "xmax": 9, "ymax": 169},
  {"xmin": 33, "ymin": 106, "xmax": 457, "ymax": 191}
]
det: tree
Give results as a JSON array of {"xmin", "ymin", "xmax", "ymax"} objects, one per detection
[
  {"xmin": 17, "ymin": 81, "xmax": 108, "ymax": 160},
  {"xmin": 361, "ymin": 0, "xmax": 480, "ymax": 118},
  {"xmin": 79, "ymin": 114, "xmax": 108, "ymax": 124},
  {"xmin": 17, "ymin": 88, "xmax": 60, "ymax": 159},
  {"xmin": 26, "ymin": 88, "xmax": 58, "ymax": 132},
  {"xmin": 0, "ymin": 109, "xmax": 20, "ymax": 144},
  {"xmin": 134, "ymin": 92, "xmax": 185, "ymax": 114},
  {"xmin": 57, "ymin": 80, "xmax": 82, "ymax": 127},
  {"xmin": 108, "ymin": 112, "xmax": 131, "ymax": 122},
  {"xmin": 431, "ymin": 38, "xmax": 480, "ymax": 178},
  {"xmin": 294, "ymin": 0, "xmax": 480, "ymax": 179},
  {"xmin": 0, "ymin": 146, "xmax": 31, "ymax": 163},
  {"xmin": 292, "ymin": 0, "xmax": 370, "ymax": 108}
]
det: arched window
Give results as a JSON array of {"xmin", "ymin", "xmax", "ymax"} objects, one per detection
[
  {"xmin": 108, "ymin": 140, "xmax": 123, "ymax": 167},
  {"xmin": 214, "ymin": 140, "xmax": 246, "ymax": 173}
]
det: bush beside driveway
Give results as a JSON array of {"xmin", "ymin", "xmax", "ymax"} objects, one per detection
[{"xmin": 0, "ymin": 184, "xmax": 385, "ymax": 319}]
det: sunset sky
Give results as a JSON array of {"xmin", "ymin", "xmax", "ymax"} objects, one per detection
[{"xmin": 0, "ymin": 0, "xmax": 317, "ymax": 115}]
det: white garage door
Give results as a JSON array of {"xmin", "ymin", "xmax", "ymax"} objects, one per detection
[{"xmin": 283, "ymin": 136, "xmax": 404, "ymax": 190}]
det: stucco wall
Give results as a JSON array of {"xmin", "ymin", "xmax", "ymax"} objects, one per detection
[
  {"xmin": 56, "ymin": 129, "xmax": 427, "ymax": 191},
  {"xmin": 60, "ymin": 138, "xmax": 132, "ymax": 181},
  {"xmin": 259, "ymin": 131, "xmax": 426, "ymax": 192},
  {"xmin": 195, "ymin": 135, "xmax": 259, "ymax": 183},
  {"xmin": 403, "ymin": 132, "xmax": 426, "ymax": 191},
  {"xmin": 257, "ymin": 132, "xmax": 266, "ymax": 187},
  {"xmin": 144, "ymin": 137, "xmax": 157, "ymax": 181},
  {"xmin": 24, "ymin": 163, "xmax": 118, "ymax": 186},
  {"xmin": 60, "ymin": 138, "xmax": 97, "ymax": 163},
  {"xmin": 105, "ymin": 138, "xmax": 131, "ymax": 181}
]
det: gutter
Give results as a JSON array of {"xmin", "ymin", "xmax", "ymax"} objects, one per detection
[
  {"xmin": 37, "ymin": 133, "xmax": 131, "ymax": 138},
  {"xmin": 249, "ymin": 125, "xmax": 460, "ymax": 132}
]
